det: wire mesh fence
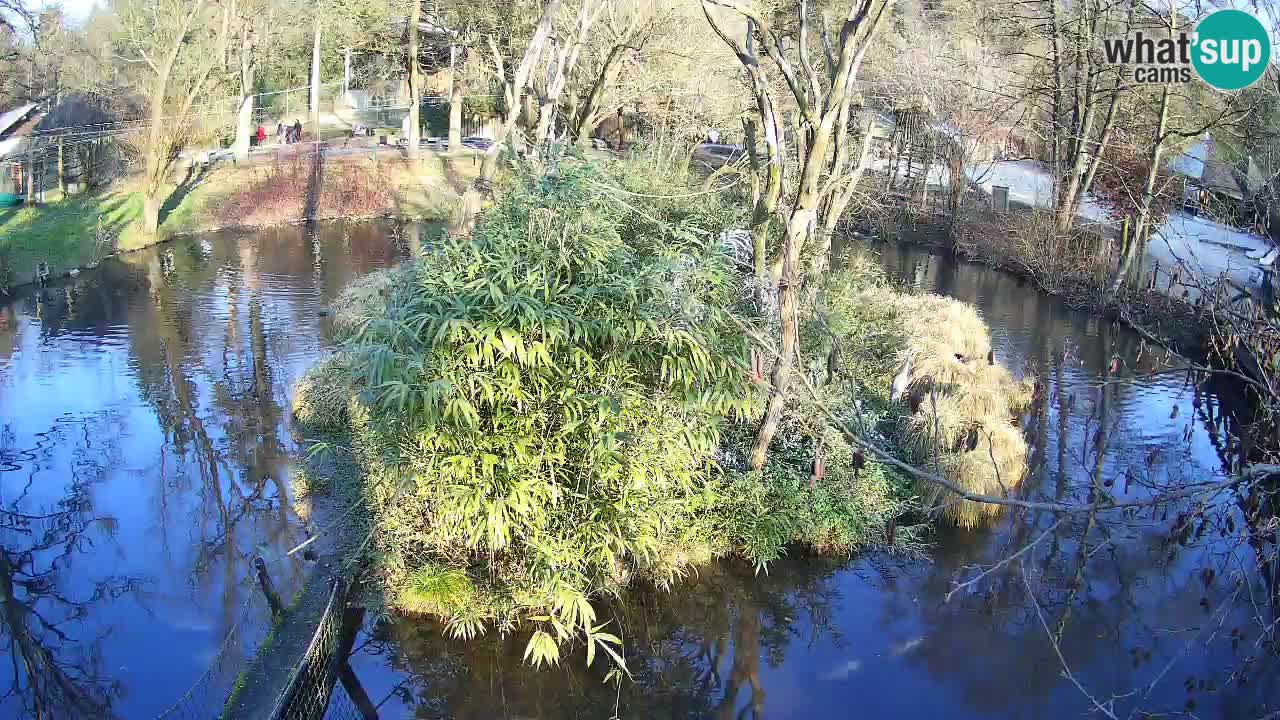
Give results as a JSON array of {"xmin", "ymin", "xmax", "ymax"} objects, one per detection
[
  {"xmin": 153, "ymin": 586, "xmax": 271, "ymax": 720},
  {"xmin": 320, "ymin": 680, "xmax": 376, "ymax": 720},
  {"xmin": 267, "ymin": 580, "xmax": 350, "ymax": 720}
]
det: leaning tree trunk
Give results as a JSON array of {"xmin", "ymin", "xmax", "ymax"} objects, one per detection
[
  {"xmin": 407, "ymin": 0, "xmax": 421, "ymax": 161},
  {"xmin": 447, "ymin": 44, "xmax": 463, "ymax": 150},
  {"xmin": 571, "ymin": 42, "xmax": 628, "ymax": 142},
  {"xmin": 749, "ymin": 231, "xmax": 800, "ymax": 470}
]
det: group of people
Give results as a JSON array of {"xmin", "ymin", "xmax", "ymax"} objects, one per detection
[{"xmin": 250, "ymin": 119, "xmax": 305, "ymax": 147}]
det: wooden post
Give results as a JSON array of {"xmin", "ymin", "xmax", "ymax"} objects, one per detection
[
  {"xmin": 254, "ymin": 556, "xmax": 284, "ymax": 618},
  {"xmin": 57, "ymin": 137, "xmax": 65, "ymax": 197},
  {"xmin": 24, "ymin": 141, "xmax": 35, "ymax": 206},
  {"xmin": 83, "ymin": 140, "xmax": 94, "ymax": 191}
]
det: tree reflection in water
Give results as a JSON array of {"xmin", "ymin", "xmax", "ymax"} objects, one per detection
[
  {"xmin": 0, "ymin": 416, "xmax": 130, "ymax": 719},
  {"xmin": 355, "ymin": 559, "xmax": 847, "ymax": 719},
  {"xmin": 0, "ymin": 221, "xmax": 415, "ymax": 717}
]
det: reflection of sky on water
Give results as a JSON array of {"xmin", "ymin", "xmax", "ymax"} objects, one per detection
[
  {"xmin": 0, "ymin": 222, "xmax": 413, "ymax": 718},
  {"xmin": 345, "ymin": 241, "xmax": 1279, "ymax": 719}
]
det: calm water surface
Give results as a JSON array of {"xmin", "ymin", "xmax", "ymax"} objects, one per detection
[
  {"xmin": 3, "ymin": 225, "xmax": 1278, "ymax": 719},
  {"xmin": 0, "ymin": 221, "xmax": 418, "ymax": 718}
]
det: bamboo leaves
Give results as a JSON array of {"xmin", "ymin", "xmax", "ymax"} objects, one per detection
[{"xmin": 321, "ymin": 159, "xmax": 760, "ymax": 671}]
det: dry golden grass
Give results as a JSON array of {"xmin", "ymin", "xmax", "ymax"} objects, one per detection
[
  {"xmin": 852, "ymin": 286, "xmax": 1033, "ymax": 528},
  {"xmin": 933, "ymin": 418, "xmax": 1029, "ymax": 527}
]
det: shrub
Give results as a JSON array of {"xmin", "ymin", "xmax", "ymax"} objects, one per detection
[
  {"xmin": 297, "ymin": 158, "xmax": 922, "ymax": 670},
  {"xmin": 305, "ymin": 159, "xmax": 756, "ymax": 667},
  {"xmin": 216, "ymin": 158, "xmax": 396, "ymax": 228}
]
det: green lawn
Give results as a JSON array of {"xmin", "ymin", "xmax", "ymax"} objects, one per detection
[
  {"xmin": 0, "ymin": 190, "xmax": 142, "ymax": 285},
  {"xmin": 0, "ymin": 152, "xmax": 465, "ymax": 291},
  {"xmin": 0, "ymin": 175, "xmax": 232, "ymax": 288}
]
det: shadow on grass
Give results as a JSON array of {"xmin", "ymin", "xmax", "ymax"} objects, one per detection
[
  {"xmin": 159, "ymin": 163, "xmax": 213, "ymax": 227},
  {"xmin": 0, "ymin": 192, "xmax": 138, "ymax": 285}
]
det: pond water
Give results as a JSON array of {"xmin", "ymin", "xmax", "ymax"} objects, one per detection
[
  {"xmin": 0, "ymin": 221, "xmax": 419, "ymax": 718},
  {"xmin": 1, "ymin": 224, "xmax": 1277, "ymax": 719}
]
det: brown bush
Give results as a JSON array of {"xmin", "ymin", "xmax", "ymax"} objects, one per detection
[
  {"xmin": 216, "ymin": 157, "xmax": 398, "ymax": 228},
  {"xmin": 956, "ymin": 210, "xmax": 1113, "ymax": 296}
]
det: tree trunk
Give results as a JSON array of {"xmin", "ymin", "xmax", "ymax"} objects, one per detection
[
  {"xmin": 813, "ymin": 125, "xmax": 874, "ymax": 277},
  {"xmin": 708, "ymin": 0, "xmax": 893, "ymax": 470},
  {"xmin": 141, "ymin": 68, "xmax": 171, "ymax": 236},
  {"xmin": 1054, "ymin": 5, "xmax": 1098, "ymax": 235},
  {"xmin": 448, "ymin": 45, "xmax": 462, "ymax": 150},
  {"xmin": 309, "ymin": 12, "xmax": 321, "ymax": 141},
  {"xmin": 83, "ymin": 140, "xmax": 94, "ymax": 190},
  {"xmin": 749, "ymin": 232, "xmax": 799, "ymax": 470},
  {"xmin": 136, "ymin": 0, "xmax": 211, "ymax": 238},
  {"xmin": 534, "ymin": 2, "xmax": 598, "ymax": 146},
  {"xmin": 1048, "ymin": 0, "xmax": 1065, "ymax": 189},
  {"xmin": 233, "ymin": 24, "xmax": 257, "ymax": 162},
  {"xmin": 1079, "ymin": 87, "xmax": 1120, "ymax": 198},
  {"xmin": 1107, "ymin": 84, "xmax": 1170, "ymax": 299},
  {"xmin": 743, "ymin": 118, "xmax": 768, "ymax": 295},
  {"xmin": 452, "ymin": 0, "xmax": 562, "ymax": 235},
  {"xmin": 407, "ymin": 0, "xmax": 421, "ymax": 161},
  {"xmin": 24, "ymin": 141, "xmax": 34, "ymax": 206},
  {"xmin": 234, "ymin": 92, "xmax": 254, "ymax": 161},
  {"xmin": 143, "ymin": 191, "xmax": 161, "ymax": 236},
  {"xmin": 571, "ymin": 42, "xmax": 627, "ymax": 142}
]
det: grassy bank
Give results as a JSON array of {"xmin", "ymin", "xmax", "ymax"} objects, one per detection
[
  {"xmin": 0, "ymin": 151, "xmax": 471, "ymax": 292},
  {"xmin": 291, "ymin": 154, "xmax": 1036, "ymax": 670}
]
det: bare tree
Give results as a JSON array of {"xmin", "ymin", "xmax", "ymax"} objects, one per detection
[
  {"xmin": 704, "ymin": 0, "xmax": 894, "ymax": 470},
  {"xmin": 231, "ymin": 1, "xmax": 261, "ymax": 161},
  {"xmin": 529, "ymin": 0, "xmax": 604, "ymax": 145},
  {"xmin": 117, "ymin": 0, "xmax": 227, "ymax": 236},
  {"xmin": 451, "ymin": 0, "xmax": 562, "ymax": 236},
  {"xmin": 565, "ymin": 1, "xmax": 660, "ymax": 144}
]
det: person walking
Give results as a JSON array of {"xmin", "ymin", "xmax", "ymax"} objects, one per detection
[
  {"xmin": 276, "ymin": 122, "xmax": 285, "ymax": 145},
  {"xmin": 292, "ymin": 119, "xmax": 303, "ymax": 144},
  {"xmin": 255, "ymin": 126, "xmax": 267, "ymax": 146}
]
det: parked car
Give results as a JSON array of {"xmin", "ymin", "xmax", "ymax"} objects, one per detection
[{"xmin": 691, "ymin": 143, "xmax": 745, "ymax": 169}]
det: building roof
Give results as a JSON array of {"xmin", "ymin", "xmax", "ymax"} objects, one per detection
[
  {"xmin": 0, "ymin": 137, "xmax": 21, "ymax": 161},
  {"xmin": 1169, "ymin": 134, "xmax": 1243, "ymax": 200},
  {"xmin": 0, "ymin": 103, "xmax": 37, "ymax": 138},
  {"xmin": 36, "ymin": 93, "xmax": 114, "ymax": 134}
]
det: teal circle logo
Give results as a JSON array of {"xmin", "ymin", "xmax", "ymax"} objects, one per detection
[{"xmin": 1192, "ymin": 9, "xmax": 1271, "ymax": 91}]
